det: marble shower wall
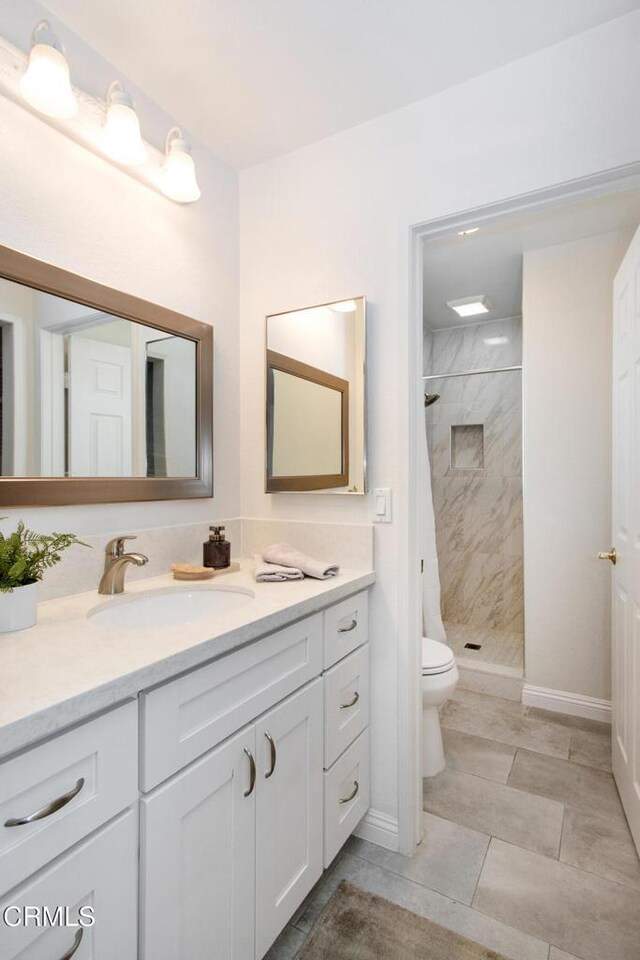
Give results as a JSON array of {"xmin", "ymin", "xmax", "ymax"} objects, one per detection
[{"xmin": 424, "ymin": 317, "xmax": 523, "ymax": 633}]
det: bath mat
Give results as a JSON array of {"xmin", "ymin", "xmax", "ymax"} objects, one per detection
[{"xmin": 297, "ymin": 881, "xmax": 507, "ymax": 959}]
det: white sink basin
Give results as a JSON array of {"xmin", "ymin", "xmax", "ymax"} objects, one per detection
[{"xmin": 88, "ymin": 586, "xmax": 255, "ymax": 631}]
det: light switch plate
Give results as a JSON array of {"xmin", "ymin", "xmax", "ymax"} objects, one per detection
[{"xmin": 373, "ymin": 487, "xmax": 392, "ymax": 523}]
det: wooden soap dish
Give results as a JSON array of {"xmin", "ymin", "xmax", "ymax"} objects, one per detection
[{"xmin": 171, "ymin": 561, "xmax": 241, "ymax": 581}]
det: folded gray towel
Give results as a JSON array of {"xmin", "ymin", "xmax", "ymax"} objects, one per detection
[
  {"xmin": 262, "ymin": 542, "xmax": 339, "ymax": 580},
  {"xmin": 255, "ymin": 559, "xmax": 304, "ymax": 582}
]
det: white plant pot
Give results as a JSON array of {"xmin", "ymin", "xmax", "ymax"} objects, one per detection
[{"xmin": 0, "ymin": 581, "xmax": 38, "ymax": 633}]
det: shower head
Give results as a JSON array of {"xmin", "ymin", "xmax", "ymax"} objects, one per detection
[{"xmin": 424, "ymin": 393, "xmax": 440, "ymax": 407}]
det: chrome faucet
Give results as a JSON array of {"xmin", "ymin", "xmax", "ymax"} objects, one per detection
[{"xmin": 98, "ymin": 535, "xmax": 148, "ymax": 595}]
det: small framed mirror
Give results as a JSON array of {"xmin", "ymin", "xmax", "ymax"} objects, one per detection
[
  {"xmin": 0, "ymin": 244, "xmax": 213, "ymax": 506},
  {"xmin": 266, "ymin": 297, "xmax": 366, "ymax": 493}
]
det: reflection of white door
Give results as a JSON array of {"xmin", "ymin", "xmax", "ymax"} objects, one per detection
[
  {"xmin": 68, "ymin": 337, "xmax": 132, "ymax": 476},
  {"xmin": 611, "ymin": 224, "xmax": 640, "ymax": 853}
]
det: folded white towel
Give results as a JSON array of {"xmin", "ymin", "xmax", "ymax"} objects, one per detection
[
  {"xmin": 255, "ymin": 559, "xmax": 304, "ymax": 582},
  {"xmin": 262, "ymin": 542, "xmax": 339, "ymax": 580}
]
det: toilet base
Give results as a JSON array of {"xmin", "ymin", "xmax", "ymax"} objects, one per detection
[{"xmin": 422, "ymin": 704, "xmax": 445, "ymax": 778}]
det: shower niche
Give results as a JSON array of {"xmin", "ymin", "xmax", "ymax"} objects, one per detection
[{"xmin": 450, "ymin": 423, "xmax": 484, "ymax": 471}]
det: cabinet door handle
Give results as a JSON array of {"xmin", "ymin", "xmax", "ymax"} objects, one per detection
[
  {"xmin": 4, "ymin": 777, "xmax": 85, "ymax": 827},
  {"xmin": 58, "ymin": 928, "xmax": 83, "ymax": 960},
  {"xmin": 264, "ymin": 732, "xmax": 277, "ymax": 778},
  {"xmin": 338, "ymin": 618, "xmax": 357, "ymax": 633},
  {"xmin": 243, "ymin": 748, "xmax": 256, "ymax": 797},
  {"xmin": 340, "ymin": 691, "xmax": 360, "ymax": 710},
  {"xmin": 339, "ymin": 781, "xmax": 359, "ymax": 804}
]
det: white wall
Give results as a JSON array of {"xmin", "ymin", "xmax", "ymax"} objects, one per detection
[
  {"xmin": 239, "ymin": 12, "xmax": 640, "ymax": 828},
  {"xmin": 0, "ymin": 0, "xmax": 239, "ymax": 535},
  {"xmin": 523, "ymin": 231, "xmax": 631, "ymax": 700}
]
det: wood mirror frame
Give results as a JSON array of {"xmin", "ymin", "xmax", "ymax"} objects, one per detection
[{"xmin": 0, "ymin": 244, "xmax": 213, "ymax": 506}]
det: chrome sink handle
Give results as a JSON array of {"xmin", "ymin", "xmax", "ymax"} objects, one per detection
[
  {"xmin": 4, "ymin": 777, "xmax": 85, "ymax": 827},
  {"xmin": 105, "ymin": 535, "xmax": 138, "ymax": 559}
]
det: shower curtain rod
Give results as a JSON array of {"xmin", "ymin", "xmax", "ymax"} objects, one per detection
[{"xmin": 422, "ymin": 364, "xmax": 522, "ymax": 381}]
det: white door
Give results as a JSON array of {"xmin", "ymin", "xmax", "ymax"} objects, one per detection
[
  {"xmin": 255, "ymin": 679, "xmax": 323, "ymax": 958},
  {"xmin": 0, "ymin": 810, "xmax": 137, "ymax": 959},
  {"xmin": 67, "ymin": 336, "xmax": 132, "ymax": 476},
  {"xmin": 611, "ymin": 223, "xmax": 640, "ymax": 852},
  {"xmin": 140, "ymin": 726, "xmax": 256, "ymax": 960}
]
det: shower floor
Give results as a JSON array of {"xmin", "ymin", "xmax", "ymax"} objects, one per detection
[{"xmin": 444, "ymin": 621, "xmax": 523, "ymax": 675}]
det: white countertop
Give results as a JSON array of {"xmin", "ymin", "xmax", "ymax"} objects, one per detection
[{"xmin": 0, "ymin": 560, "xmax": 375, "ymax": 760}]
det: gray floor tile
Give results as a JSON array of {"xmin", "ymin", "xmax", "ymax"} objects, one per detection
[
  {"xmin": 443, "ymin": 727, "xmax": 516, "ymax": 783},
  {"xmin": 424, "ymin": 766, "xmax": 564, "ymax": 857},
  {"xmin": 560, "ymin": 806, "xmax": 640, "ymax": 890},
  {"xmin": 294, "ymin": 849, "xmax": 548, "ymax": 960},
  {"xmin": 264, "ymin": 924, "xmax": 307, "ymax": 960},
  {"xmin": 508, "ymin": 749, "xmax": 624, "ymax": 820},
  {"xmin": 441, "ymin": 690, "xmax": 571, "ymax": 758},
  {"xmin": 457, "ymin": 665, "xmax": 523, "ymax": 702},
  {"xmin": 345, "ymin": 812, "xmax": 490, "ymax": 905},
  {"xmin": 568, "ymin": 727, "xmax": 612, "ymax": 772},
  {"xmin": 549, "ymin": 949, "xmax": 583, "ymax": 960},
  {"xmin": 474, "ymin": 838, "xmax": 640, "ymax": 960},
  {"xmin": 525, "ymin": 706, "xmax": 611, "ymax": 735}
]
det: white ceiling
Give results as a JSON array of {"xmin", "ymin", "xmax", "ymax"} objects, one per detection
[
  {"xmin": 40, "ymin": 0, "xmax": 639, "ymax": 168},
  {"xmin": 422, "ymin": 185, "xmax": 640, "ymax": 329}
]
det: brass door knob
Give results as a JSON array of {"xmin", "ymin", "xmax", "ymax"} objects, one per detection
[{"xmin": 597, "ymin": 548, "xmax": 617, "ymax": 565}]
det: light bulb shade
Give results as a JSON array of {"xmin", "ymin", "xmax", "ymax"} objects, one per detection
[
  {"xmin": 161, "ymin": 134, "xmax": 201, "ymax": 203},
  {"xmin": 101, "ymin": 83, "xmax": 147, "ymax": 166},
  {"xmin": 19, "ymin": 42, "xmax": 77, "ymax": 119}
]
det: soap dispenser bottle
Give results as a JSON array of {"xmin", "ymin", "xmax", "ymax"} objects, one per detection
[{"xmin": 203, "ymin": 525, "xmax": 231, "ymax": 569}]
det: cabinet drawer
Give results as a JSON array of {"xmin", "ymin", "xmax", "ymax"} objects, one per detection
[
  {"xmin": 141, "ymin": 613, "xmax": 323, "ymax": 790},
  {"xmin": 0, "ymin": 701, "xmax": 137, "ymax": 894},
  {"xmin": 0, "ymin": 809, "xmax": 137, "ymax": 959},
  {"xmin": 323, "ymin": 728, "xmax": 370, "ymax": 868},
  {"xmin": 323, "ymin": 591, "xmax": 368, "ymax": 668},
  {"xmin": 324, "ymin": 644, "xmax": 369, "ymax": 768}
]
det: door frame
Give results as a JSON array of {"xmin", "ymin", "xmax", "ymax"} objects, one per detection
[{"xmin": 397, "ymin": 160, "xmax": 640, "ymax": 856}]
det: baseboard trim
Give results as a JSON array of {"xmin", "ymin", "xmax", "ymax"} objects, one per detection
[
  {"xmin": 522, "ymin": 684, "xmax": 612, "ymax": 723},
  {"xmin": 353, "ymin": 808, "xmax": 399, "ymax": 852}
]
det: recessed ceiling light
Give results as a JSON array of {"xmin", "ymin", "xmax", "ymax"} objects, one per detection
[
  {"xmin": 447, "ymin": 295, "xmax": 491, "ymax": 318},
  {"xmin": 332, "ymin": 300, "xmax": 357, "ymax": 313},
  {"xmin": 457, "ymin": 227, "xmax": 479, "ymax": 237},
  {"xmin": 483, "ymin": 336, "xmax": 509, "ymax": 346}
]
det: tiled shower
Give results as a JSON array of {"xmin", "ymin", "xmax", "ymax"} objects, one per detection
[{"xmin": 424, "ymin": 316, "xmax": 524, "ymax": 673}]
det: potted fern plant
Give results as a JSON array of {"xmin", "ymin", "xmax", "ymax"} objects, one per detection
[{"xmin": 0, "ymin": 520, "xmax": 87, "ymax": 633}]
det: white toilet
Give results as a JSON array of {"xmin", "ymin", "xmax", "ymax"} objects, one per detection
[{"xmin": 422, "ymin": 637, "xmax": 459, "ymax": 778}]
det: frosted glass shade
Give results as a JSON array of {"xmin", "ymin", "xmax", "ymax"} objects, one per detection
[
  {"xmin": 161, "ymin": 138, "xmax": 201, "ymax": 203},
  {"xmin": 102, "ymin": 99, "xmax": 147, "ymax": 166},
  {"xmin": 19, "ymin": 43, "xmax": 77, "ymax": 119}
]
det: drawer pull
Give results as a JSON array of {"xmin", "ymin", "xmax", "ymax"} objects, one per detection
[
  {"xmin": 339, "ymin": 780, "xmax": 359, "ymax": 804},
  {"xmin": 243, "ymin": 748, "xmax": 256, "ymax": 797},
  {"xmin": 4, "ymin": 777, "xmax": 85, "ymax": 828},
  {"xmin": 340, "ymin": 691, "xmax": 360, "ymax": 709},
  {"xmin": 58, "ymin": 928, "xmax": 83, "ymax": 960},
  {"xmin": 338, "ymin": 618, "xmax": 358, "ymax": 633},
  {"xmin": 264, "ymin": 732, "xmax": 277, "ymax": 779}
]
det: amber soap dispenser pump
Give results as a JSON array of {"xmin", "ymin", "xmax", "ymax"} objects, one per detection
[{"xmin": 203, "ymin": 524, "xmax": 231, "ymax": 569}]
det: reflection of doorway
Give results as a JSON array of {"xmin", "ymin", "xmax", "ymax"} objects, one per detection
[{"xmin": 146, "ymin": 356, "xmax": 167, "ymax": 477}]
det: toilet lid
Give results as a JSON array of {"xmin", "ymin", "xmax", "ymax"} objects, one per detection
[{"xmin": 422, "ymin": 637, "xmax": 455, "ymax": 675}]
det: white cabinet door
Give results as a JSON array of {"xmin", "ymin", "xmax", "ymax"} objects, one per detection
[
  {"xmin": 255, "ymin": 679, "xmax": 323, "ymax": 958},
  {"xmin": 0, "ymin": 810, "xmax": 137, "ymax": 960},
  {"xmin": 140, "ymin": 726, "xmax": 256, "ymax": 960}
]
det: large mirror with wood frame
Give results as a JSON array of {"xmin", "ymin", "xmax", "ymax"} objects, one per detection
[
  {"xmin": 266, "ymin": 296, "xmax": 366, "ymax": 493},
  {"xmin": 0, "ymin": 244, "xmax": 212, "ymax": 506}
]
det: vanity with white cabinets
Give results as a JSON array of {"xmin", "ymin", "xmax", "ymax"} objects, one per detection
[{"xmin": 0, "ymin": 570, "xmax": 372, "ymax": 960}]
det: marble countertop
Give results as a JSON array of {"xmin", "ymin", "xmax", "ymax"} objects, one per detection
[{"xmin": 0, "ymin": 559, "xmax": 375, "ymax": 760}]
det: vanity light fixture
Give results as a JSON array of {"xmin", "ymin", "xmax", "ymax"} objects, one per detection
[
  {"xmin": 102, "ymin": 81, "xmax": 147, "ymax": 166},
  {"xmin": 19, "ymin": 20, "xmax": 78, "ymax": 119},
  {"xmin": 332, "ymin": 300, "xmax": 357, "ymax": 313},
  {"xmin": 447, "ymin": 295, "xmax": 491, "ymax": 318},
  {"xmin": 160, "ymin": 127, "xmax": 201, "ymax": 203}
]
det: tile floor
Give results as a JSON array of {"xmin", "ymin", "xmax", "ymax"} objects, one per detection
[
  {"xmin": 266, "ymin": 686, "xmax": 640, "ymax": 960},
  {"xmin": 444, "ymin": 620, "xmax": 524, "ymax": 673}
]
